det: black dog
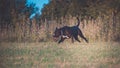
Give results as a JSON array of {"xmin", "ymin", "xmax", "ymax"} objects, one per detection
[{"xmin": 53, "ymin": 17, "xmax": 88, "ymax": 43}]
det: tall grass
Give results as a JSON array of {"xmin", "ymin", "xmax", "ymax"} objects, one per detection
[{"xmin": 0, "ymin": 15, "xmax": 120, "ymax": 42}]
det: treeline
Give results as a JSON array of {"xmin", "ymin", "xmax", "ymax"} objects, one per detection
[
  {"xmin": 41, "ymin": 0, "xmax": 120, "ymax": 20},
  {"xmin": 0, "ymin": 0, "xmax": 120, "ymax": 42}
]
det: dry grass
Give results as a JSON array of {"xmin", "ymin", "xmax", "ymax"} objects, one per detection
[
  {"xmin": 0, "ymin": 42, "xmax": 120, "ymax": 68},
  {"xmin": 1, "ymin": 17, "xmax": 120, "ymax": 42}
]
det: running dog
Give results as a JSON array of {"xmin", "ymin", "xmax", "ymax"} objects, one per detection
[{"xmin": 53, "ymin": 17, "xmax": 88, "ymax": 43}]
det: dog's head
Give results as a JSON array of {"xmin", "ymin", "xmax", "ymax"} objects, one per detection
[
  {"xmin": 53, "ymin": 27, "xmax": 61, "ymax": 38},
  {"xmin": 53, "ymin": 27, "xmax": 61, "ymax": 41}
]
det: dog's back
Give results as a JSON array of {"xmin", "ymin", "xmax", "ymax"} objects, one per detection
[
  {"xmin": 61, "ymin": 17, "xmax": 80, "ymax": 36},
  {"xmin": 61, "ymin": 17, "xmax": 80, "ymax": 35}
]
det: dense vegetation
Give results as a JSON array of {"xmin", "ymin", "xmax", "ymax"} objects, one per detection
[
  {"xmin": 0, "ymin": 0, "xmax": 120, "ymax": 42},
  {"xmin": 41, "ymin": 0, "xmax": 120, "ymax": 19}
]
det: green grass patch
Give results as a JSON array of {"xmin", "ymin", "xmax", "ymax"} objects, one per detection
[{"xmin": 0, "ymin": 42, "xmax": 120, "ymax": 68}]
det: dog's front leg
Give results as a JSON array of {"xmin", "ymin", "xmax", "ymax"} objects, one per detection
[{"xmin": 58, "ymin": 37, "xmax": 65, "ymax": 44}]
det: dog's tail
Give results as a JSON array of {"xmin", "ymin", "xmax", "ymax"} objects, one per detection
[{"xmin": 76, "ymin": 17, "xmax": 80, "ymax": 27}]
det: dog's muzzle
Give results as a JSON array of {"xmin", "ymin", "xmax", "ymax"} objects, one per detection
[{"xmin": 53, "ymin": 35, "xmax": 59, "ymax": 41}]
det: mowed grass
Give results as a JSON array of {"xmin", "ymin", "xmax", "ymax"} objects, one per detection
[{"xmin": 0, "ymin": 42, "xmax": 120, "ymax": 68}]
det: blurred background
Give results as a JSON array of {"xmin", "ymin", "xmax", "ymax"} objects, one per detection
[{"xmin": 0, "ymin": 0, "xmax": 120, "ymax": 42}]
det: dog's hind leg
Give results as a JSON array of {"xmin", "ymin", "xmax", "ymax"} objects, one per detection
[
  {"xmin": 71, "ymin": 36, "xmax": 74, "ymax": 43},
  {"xmin": 78, "ymin": 30, "xmax": 88, "ymax": 43},
  {"xmin": 74, "ymin": 36, "xmax": 81, "ymax": 43}
]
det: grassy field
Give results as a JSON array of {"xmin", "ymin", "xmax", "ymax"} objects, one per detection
[{"xmin": 0, "ymin": 42, "xmax": 120, "ymax": 68}]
